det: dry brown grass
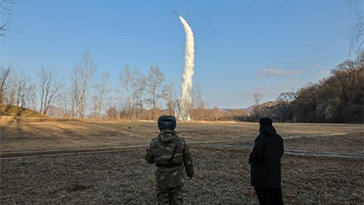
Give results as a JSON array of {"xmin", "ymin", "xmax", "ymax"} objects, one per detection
[
  {"xmin": 283, "ymin": 132, "xmax": 364, "ymax": 154},
  {"xmin": 1, "ymin": 119, "xmax": 363, "ymax": 152},
  {"xmin": 0, "ymin": 104, "xmax": 47, "ymax": 118}
]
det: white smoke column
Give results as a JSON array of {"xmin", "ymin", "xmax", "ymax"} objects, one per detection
[{"xmin": 178, "ymin": 16, "xmax": 195, "ymax": 121}]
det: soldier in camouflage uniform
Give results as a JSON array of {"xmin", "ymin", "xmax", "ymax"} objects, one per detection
[{"xmin": 145, "ymin": 115, "xmax": 194, "ymax": 205}]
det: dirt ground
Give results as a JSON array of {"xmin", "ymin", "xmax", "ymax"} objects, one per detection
[
  {"xmin": 238, "ymin": 132, "xmax": 364, "ymax": 154},
  {"xmin": 0, "ymin": 120, "xmax": 363, "ymax": 204},
  {"xmin": 0, "ymin": 147, "xmax": 363, "ymax": 205},
  {"xmin": 283, "ymin": 132, "xmax": 364, "ymax": 154}
]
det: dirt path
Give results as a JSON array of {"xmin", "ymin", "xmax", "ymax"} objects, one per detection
[
  {"xmin": 0, "ymin": 140, "xmax": 246, "ymax": 159},
  {"xmin": 1, "ymin": 133, "xmax": 362, "ymax": 160},
  {"xmin": 207, "ymin": 144, "xmax": 364, "ymax": 159},
  {"xmin": 283, "ymin": 132, "xmax": 347, "ymax": 139}
]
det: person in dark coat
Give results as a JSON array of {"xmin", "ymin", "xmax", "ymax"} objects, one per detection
[{"xmin": 249, "ymin": 117, "xmax": 284, "ymax": 205}]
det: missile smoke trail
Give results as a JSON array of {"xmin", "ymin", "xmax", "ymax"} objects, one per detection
[{"xmin": 177, "ymin": 15, "xmax": 195, "ymax": 121}]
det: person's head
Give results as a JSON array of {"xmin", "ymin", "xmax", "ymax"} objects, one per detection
[
  {"xmin": 259, "ymin": 117, "xmax": 273, "ymax": 127},
  {"xmin": 157, "ymin": 115, "xmax": 177, "ymax": 131},
  {"xmin": 259, "ymin": 117, "xmax": 276, "ymax": 136}
]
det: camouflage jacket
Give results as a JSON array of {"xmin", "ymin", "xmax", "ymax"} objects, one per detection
[{"xmin": 145, "ymin": 130, "xmax": 194, "ymax": 189}]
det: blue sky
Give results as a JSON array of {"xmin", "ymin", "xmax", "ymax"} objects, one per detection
[{"xmin": 0, "ymin": 0, "xmax": 358, "ymax": 108}]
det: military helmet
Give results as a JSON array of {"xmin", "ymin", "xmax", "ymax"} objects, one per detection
[{"xmin": 158, "ymin": 115, "xmax": 177, "ymax": 130}]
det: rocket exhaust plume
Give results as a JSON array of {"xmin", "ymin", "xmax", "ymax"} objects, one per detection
[{"xmin": 177, "ymin": 14, "xmax": 195, "ymax": 121}]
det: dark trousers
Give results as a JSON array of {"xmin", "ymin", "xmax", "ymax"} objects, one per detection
[{"xmin": 254, "ymin": 187, "xmax": 283, "ymax": 205}]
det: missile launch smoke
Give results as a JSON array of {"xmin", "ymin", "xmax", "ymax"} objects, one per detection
[{"xmin": 178, "ymin": 15, "xmax": 195, "ymax": 121}]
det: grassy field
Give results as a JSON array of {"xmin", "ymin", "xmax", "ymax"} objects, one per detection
[
  {"xmin": 1, "ymin": 119, "xmax": 362, "ymax": 151},
  {"xmin": 0, "ymin": 119, "xmax": 363, "ymax": 204}
]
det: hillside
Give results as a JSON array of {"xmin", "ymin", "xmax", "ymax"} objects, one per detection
[
  {"xmin": 0, "ymin": 104, "xmax": 47, "ymax": 118},
  {"xmin": 244, "ymin": 101, "xmax": 280, "ymax": 114}
]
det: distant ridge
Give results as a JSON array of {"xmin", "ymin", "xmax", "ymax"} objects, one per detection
[
  {"xmin": 0, "ymin": 104, "xmax": 47, "ymax": 117},
  {"xmin": 243, "ymin": 101, "xmax": 280, "ymax": 115}
]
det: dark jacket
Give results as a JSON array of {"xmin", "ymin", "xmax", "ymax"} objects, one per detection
[
  {"xmin": 145, "ymin": 130, "xmax": 194, "ymax": 189},
  {"xmin": 249, "ymin": 125, "xmax": 284, "ymax": 189}
]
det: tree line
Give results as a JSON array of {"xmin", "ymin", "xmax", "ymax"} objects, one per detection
[
  {"xmin": 0, "ymin": 51, "xmax": 208, "ymax": 120},
  {"xmin": 250, "ymin": 51, "xmax": 364, "ymax": 123},
  {"xmin": 1, "ymin": 51, "xmax": 363, "ymax": 122}
]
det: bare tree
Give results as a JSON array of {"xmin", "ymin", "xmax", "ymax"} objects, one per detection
[
  {"xmin": 106, "ymin": 107, "xmax": 118, "ymax": 120},
  {"xmin": 26, "ymin": 82, "xmax": 37, "ymax": 111},
  {"xmin": 192, "ymin": 83, "xmax": 205, "ymax": 109},
  {"xmin": 253, "ymin": 92, "xmax": 262, "ymax": 106},
  {"xmin": 13, "ymin": 73, "xmax": 36, "ymax": 109},
  {"xmin": 38, "ymin": 66, "xmax": 62, "ymax": 115},
  {"xmin": 15, "ymin": 73, "xmax": 25, "ymax": 107},
  {"xmin": 120, "ymin": 66, "xmax": 146, "ymax": 119},
  {"xmin": 119, "ymin": 65, "xmax": 133, "ymax": 118},
  {"xmin": 344, "ymin": 0, "xmax": 364, "ymax": 55},
  {"xmin": 276, "ymin": 92, "xmax": 296, "ymax": 122},
  {"xmin": 71, "ymin": 73, "xmax": 80, "ymax": 118},
  {"xmin": 0, "ymin": 66, "xmax": 11, "ymax": 104},
  {"xmin": 162, "ymin": 82, "xmax": 177, "ymax": 115},
  {"xmin": 92, "ymin": 72, "xmax": 110, "ymax": 118},
  {"xmin": 71, "ymin": 51, "xmax": 96, "ymax": 118},
  {"xmin": 252, "ymin": 92, "xmax": 262, "ymax": 120},
  {"xmin": 175, "ymin": 99, "xmax": 182, "ymax": 120},
  {"xmin": 57, "ymin": 87, "xmax": 71, "ymax": 118},
  {"xmin": 131, "ymin": 70, "xmax": 146, "ymax": 119},
  {"xmin": 190, "ymin": 84, "xmax": 206, "ymax": 120},
  {"xmin": 5, "ymin": 71, "xmax": 16, "ymax": 105},
  {"xmin": 145, "ymin": 66, "xmax": 164, "ymax": 119}
]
